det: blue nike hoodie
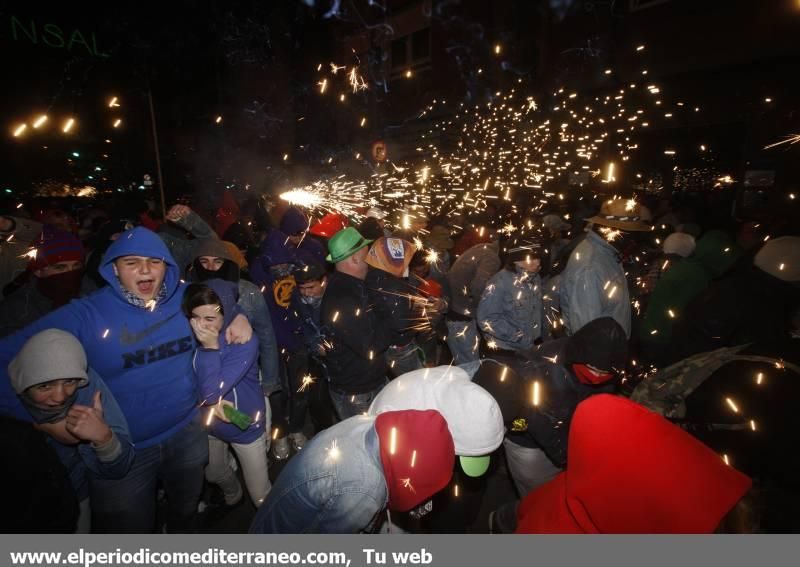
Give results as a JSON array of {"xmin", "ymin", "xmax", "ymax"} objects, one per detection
[
  {"xmin": 0, "ymin": 227, "xmax": 200, "ymax": 448},
  {"xmin": 192, "ymin": 279, "xmax": 265, "ymax": 444}
]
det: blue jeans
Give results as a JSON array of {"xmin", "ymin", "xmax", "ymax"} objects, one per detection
[
  {"xmin": 492, "ymin": 439, "xmax": 563, "ymax": 533},
  {"xmin": 445, "ymin": 319, "xmax": 480, "ymax": 365},
  {"xmin": 386, "ymin": 342, "xmax": 424, "ymax": 378},
  {"xmin": 89, "ymin": 417, "xmax": 209, "ymax": 533},
  {"xmin": 329, "ymin": 381, "xmax": 387, "ymax": 421}
]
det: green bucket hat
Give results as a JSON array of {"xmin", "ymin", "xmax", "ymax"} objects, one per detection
[{"xmin": 326, "ymin": 227, "xmax": 373, "ymax": 263}]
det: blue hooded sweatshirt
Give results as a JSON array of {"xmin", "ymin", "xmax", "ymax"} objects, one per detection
[
  {"xmin": 191, "ymin": 279, "xmax": 265, "ymax": 444},
  {"xmin": 0, "ymin": 227, "xmax": 200, "ymax": 448}
]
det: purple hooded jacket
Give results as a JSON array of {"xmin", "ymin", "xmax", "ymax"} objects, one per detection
[{"xmin": 192, "ymin": 279, "xmax": 266, "ymax": 444}]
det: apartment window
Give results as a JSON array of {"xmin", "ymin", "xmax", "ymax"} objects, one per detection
[
  {"xmin": 390, "ymin": 27, "xmax": 431, "ymax": 71},
  {"xmin": 411, "ymin": 28, "xmax": 430, "ymax": 60},
  {"xmin": 391, "ymin": 37, "xmax": 408, "ymax": 67}
]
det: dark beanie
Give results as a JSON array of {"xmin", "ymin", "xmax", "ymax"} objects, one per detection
[
  {"xmin": 563, "ymin": 317, "xmax": 628, "ymax": 372},
  {"xmin": 293, "ymin": 260, "xmax": 327, "ymax": 283},
  {"xmin": 357, "ymin": 217, "xmax": 385, "ymax": 241}
]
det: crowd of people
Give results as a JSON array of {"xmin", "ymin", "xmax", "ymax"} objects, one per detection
[{"xmin": 0, "ymin": 189, "xmax": 798, "ymax": 534}]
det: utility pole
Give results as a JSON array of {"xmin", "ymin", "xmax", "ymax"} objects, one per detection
[{"xmin": 148, "ymin": 86, "xmax": 167, "ymax": 218}]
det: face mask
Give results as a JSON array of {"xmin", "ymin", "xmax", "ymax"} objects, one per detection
[
  {"xmin": 192, "ymin": 259, "xmax": 240, "ymax": 283},
  {"xmin": 19, "ymin": 389, "xmax": 79, "ymax": 424},
  {"xmin": 36, "ymin": 269, "xmax": 84, "ymax": 307},
  {"xmin": 300, "ymin": 295, "xmax": 323, "ymax": 309},
  {"xmin": 571, "ymin": 363, "xmax": 615, "ymax": 385}
]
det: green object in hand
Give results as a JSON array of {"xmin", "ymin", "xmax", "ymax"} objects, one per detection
[{"xmin": 223, "ymin": 404, "xmax": 253, "ymax": 430}]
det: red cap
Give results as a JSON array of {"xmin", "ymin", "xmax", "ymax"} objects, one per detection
[
  {"xmin": 516, "ymin": 395, "xmax": 752, "ymax": 533},
  {"xmin": 375, "ymin": 410, "xmax": 455, "ymax": 512},
  {"xmin": 309, "ymin": 213, "xmax": 348, "ymax": 238}
]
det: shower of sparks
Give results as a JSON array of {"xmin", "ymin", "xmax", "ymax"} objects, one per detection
[
  {"xmin": 598, "ymin": 227, "xmax": 623, "ymax": 242},
  {"xmin": 401, "ymin": 478, "xmax": 416, "ymax": 493},
  {"xmin": 763, "ymin": 134, "xmax": 800, "ymax": 150},
  {"xmin": 297, "ymin": 374, "xmax": 316, "ymax": 393},
  {"xmin": 289, "ymin": 53, "xmax": 722, "ymax": 239},
  {"xmin": 280, "ymin": 189, "xmax": 324, "ymax": 208}
]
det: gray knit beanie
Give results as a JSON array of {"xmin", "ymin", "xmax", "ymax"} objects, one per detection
[{"xmin": 8, "ymin": 329, "xmax": 89, "ymax": 394}]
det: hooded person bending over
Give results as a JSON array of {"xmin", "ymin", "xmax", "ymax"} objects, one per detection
[
  {"xmin": 7, "ymin": 329, "xmax": 134, "ymax": 532},
  {"xmin": 515, "ymin": 395, "xmax": 753, "ymax": 533},
  {"xmin": 475, "ymin": 318, "xmax": 627, "ymax": 532},
  {"xmin": 249, "ymin": 409, "xmax": 454, "ymax": 533}
]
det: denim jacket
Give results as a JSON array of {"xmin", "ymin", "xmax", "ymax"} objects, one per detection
[
  {"xmin": 237, "ymin": 279, "xmax": 281, "ymax": 393},
  {"xmin": 558, "ymin": 231, "xmax": 631, "ymax": 337},
  {"xmin": 477, "ymin": 268, "xmax": 543, "ymax": 351},
  {"xmin": 249, "ymin": 415, "xmax": 388, "ymax": 533},
  {"xmin": 290, "ymin": 290, "xmax": 327, "ymax": 358}
]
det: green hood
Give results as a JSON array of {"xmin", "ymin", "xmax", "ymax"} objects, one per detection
[{"xmin": 693, "ymin": 230, "xmax": 740, "ymax": 278}]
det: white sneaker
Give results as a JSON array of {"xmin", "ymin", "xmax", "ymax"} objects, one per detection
[
  {"xmin": 289, "ymin": 432, "xmax": 308, "ymax": 452},
  {"xmin": 271, "ymin": 436, "xmax": 290, "ymax": 460}
]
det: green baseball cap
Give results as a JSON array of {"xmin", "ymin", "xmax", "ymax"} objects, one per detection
[
  {"xmin": 459, "ymin": 455, "xmax": 491, "ymax": 478},
  {"xmin": 326, "ymin": 227, "xmax": 373, "ymax": 263}
]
